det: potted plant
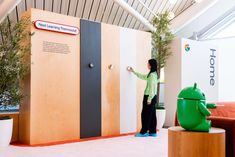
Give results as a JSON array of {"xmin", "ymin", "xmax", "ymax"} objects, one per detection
[
  {"xmin": 151, "ymin": 11, "xmax": 174, "ymax": 129},
  {"xmin": 0, "ymin": 15, "xmax": 30, "ymax": 146}
]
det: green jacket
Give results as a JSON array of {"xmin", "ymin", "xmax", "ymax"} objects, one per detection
[{"xmin": 133, "ymin": 71, "xmax": 158, "ymax": 103}]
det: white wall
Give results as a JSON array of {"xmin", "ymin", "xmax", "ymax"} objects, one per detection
[
  {"xmin": 181, "ymin": 38, "xmax": 218, "ymax": 102},
  {"xmin": 165, "ymin": 39, "xmax": 182, "ymax": 126},
  {"xmin": 165, "ymin": 38, "xmax": 219, "ymax": 126},
  {"xmin": 120, "ymin": 28, "xmax": 137, "ymax": 134},
  {"xmin": 203, "ymin": 37, "xmax": 235, "ymax": 101}
]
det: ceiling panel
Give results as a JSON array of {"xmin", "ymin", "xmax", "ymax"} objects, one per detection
[
  {"xmin": 146, "ymin": 0, "xmax": 160, "ymax": 24},
  {"xmin": 88, "ymin": 0, "xmax": 101, "ymax": 21},
  {"xmin": 52, "ymin": 0, "xmax": 61, "ymax": 13},
  {"xmin": 16, "ymin": 0, "xmax": 26, "ymax": 20},
  {"xmin": 2, "ymin": 0, "xmax": 196, "ymax": 31},
  {"xmin": 95, "ymin": 0, "xmax": 108, "ymax": 21},
  {"xmin": 181, "ymin": 0, "xmax": 194, "ymax": 15},
  {"xmin": 163, "ymin": 1, "xmax": 171, "ymax": 13},
  {"xmin": 25, "ymin": 0, "xmax": 33, "ymax": 11},
  {"xmin": 107, "ymin": 3, "xmax": 119, "ymax": 24},
  {"xmin": 137, "ymin": 0, "xmax": 153, "ymax": 29},
  {"xmin": 60, "ymin": 0, "xmax": 69, "ymax": 15},
  {"xmin": 143, "ymin": 0, "xmax": 156, "ymax": 20},
  {"xmin": 123, "ymin": 0, "xmax": 137, "ymax": 27},
  {"xmin": 112, "ymin": 6, "xmax": 123, "ymax": 25},
  {"xmin": 176, "ymin": 0, "xmax": 188, "ymax": 15},
  {"xmin": 8, "ymin": 8, "xmax": 18, "ymax": 26},
  {"xmin": 130, "ymin": 0, "xmax": 148, "ymax": 29},
  {"xmin": 167, "ymin": 1, "xmax": 176, "ymax": 11},
  {"xmin": 117, "ymin": 8, "xmax": 129, "ymax": 26},
  {"xmin": 102, "ymin": 0, "xmax": 114, "ymax": 22},
  {"xmin": 35, "ymin": 0, "xmax": 43, "ymax": 10},
  {"xmin": 82, "ymin": 0, "xmax": 93, "ymax": 19},
  {"xmin": 154, "ymin": 0, "xmax": 165, "ymax": 14},
  {"xmin": 175, "ymin": 0, "xmax": 186, "ymax": 15},
  {"xmin": 44, "ymin": 0, "xmax": 53, "ymax": 12},
  {"xmin": 67, "ymin": 0, "xmax": 78, "ymax": 16},
  {"xmin": 75, "ymin": 0, "xmax": 83, "ymax": 17}
]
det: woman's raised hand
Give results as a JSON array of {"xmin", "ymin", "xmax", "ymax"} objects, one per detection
[{"xmin": 127, "ymin": 66, "xmax": 134, "ymax": 72}]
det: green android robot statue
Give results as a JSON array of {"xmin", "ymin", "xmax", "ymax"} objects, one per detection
[{"xmin": 177, "ymin": 83, "xmax": 216, "ymax": 132}]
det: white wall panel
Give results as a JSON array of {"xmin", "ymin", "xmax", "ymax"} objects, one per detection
[
  {"xmin": 120, "ymin": 28, "xmax": 137, "ymax": 134},
  {"xmin": 203, "ymin": 37, "xmax": 235, "ymax": 102},
  {"xmin": 165, "ymin": 38, "xmax": 219, "ymax": 126},
  {"xmin": 181, "ymin": 38, "xmax": 218, "ymax": 102},
  {"xmin": 165, "ymin": 38, "xmax": 182, "ymax": 127}
]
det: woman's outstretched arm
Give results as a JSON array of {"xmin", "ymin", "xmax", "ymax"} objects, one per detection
[
  {"xmin": 127, "ymin": 67, "xmax": 147, "ymax": 80},
  {"xmin": 133, "ymin": 71, "xmax": 147, "ymax": 80}
]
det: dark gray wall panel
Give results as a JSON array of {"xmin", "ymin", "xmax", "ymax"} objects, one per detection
[{"xmin": 80, "ymin": 19, "xmax": 101, "ymax": 138}]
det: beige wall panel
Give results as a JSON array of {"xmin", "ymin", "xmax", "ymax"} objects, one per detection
[
  {"xmin": 19, "ymin": 10, "xmax": 31, "ymax": 144},
  {"xmin": 19, "ymin": 74, "xmax": 31, "ymax": 144},
  {"xmin": 101, "ymin": 23, "xmax": 120, "ymax": 136},
  {"xmin": 29, "ymin": 9, "xmax": 80, "ymax": 145},
  {"xmin": 136, "ymin": 31, "xmax": 151, "ymax": 131}
]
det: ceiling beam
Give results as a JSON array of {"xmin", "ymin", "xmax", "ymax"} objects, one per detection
[
  {"xmin": 171, "ymin": 0, "xmax": 235, "ymax": 38},
  {"xmin": 170, "ymin": 0, "xmax": 218, "ymax": 36},
  {"xmin": 113, "ymin": 0, "xmax": 156, "ymax": 32},
  {"xmin": 197, "ymin": 6, "xmax": 235, "ymax": 39},
  {"xmin": 135, "ymin": 0, "xmax": 157, "ymax": 17}
]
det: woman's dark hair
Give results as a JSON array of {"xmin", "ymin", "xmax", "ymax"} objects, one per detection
[{"xmin": 147, "ymin": 59, "xmax": 157, "ymax": 77}]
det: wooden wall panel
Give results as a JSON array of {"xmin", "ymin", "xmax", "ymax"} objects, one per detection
[
  {"xmin": 136, "ymin": 31, "xmax": 152, "ymax": 132},
  {"xmin": 19, "ymin": 72, "xmax": 31, "ymax": 144},
  {"xmin": 80, "ymin": 19, "xmax": 101, "ymax": 138},
  {"xmin": 18, "ymin": 9, "xmax": 152, "ymax": 144},
  {"xmin": 120, "ymin": 28, "xmax": 137, "ymax": 134},
  {"xmin": 19, "ymin": 11, "xmax": 31, "ymax": 144},
  {"xmin": 20, "ymin": 9, "xmax": 80, "ymax": 145},
  {"xmin": 101, "ymin": 23, "xmax": 120, "ymax": 136}
]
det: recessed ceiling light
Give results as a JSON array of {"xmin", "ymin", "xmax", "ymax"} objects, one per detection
[
  {"xmin": 169, "ymin": 0, "xmax": 177, "ymax": 4},
  {"xmin": 195, "ymin": 0, "xmax": 203, "ymax": 3}
]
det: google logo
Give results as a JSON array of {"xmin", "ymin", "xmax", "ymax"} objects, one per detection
[{"xmin": 185, "ymin": 44, "xmax": 190, "ymax": 52}]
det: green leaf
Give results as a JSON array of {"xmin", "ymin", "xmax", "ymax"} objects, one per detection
[{"xmin": 0, "ymin": 15, "xmax": 31, "ymax": 107}]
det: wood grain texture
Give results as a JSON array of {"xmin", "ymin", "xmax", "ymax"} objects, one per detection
[
  {"xmin": 101, "ymin": 23, "xmax": 120, "ymax": 136},
  {"xmin": 18, "ymin": 10, "xmax": 31, "ymax": 144},
  {"xmin": 20, "ymin": 9, "xmax": 80, "ymax": 145},
  {"xmin": 136, "ymin": 31, "xmax": 151, "ymax": 132},
  {"xmin": 168, "ymin": 126, "xmax": 225, "ymax": 157},
  {"xmin": 19, "ymin": 72, "xmax": 31, "ymax": 144}
]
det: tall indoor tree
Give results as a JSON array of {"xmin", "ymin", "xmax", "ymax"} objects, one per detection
[
  {"xmin": 151, "ymin": 11, "xmax": 174, "ymax": 109},
  {"xmin": 0, "ymin": 15, "xmax": 31, "ymax": 113}
]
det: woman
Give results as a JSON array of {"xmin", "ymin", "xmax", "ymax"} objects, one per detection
[{"xmin": 128, "ymin": 59, "xmax": 158, "ymax": 137}]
